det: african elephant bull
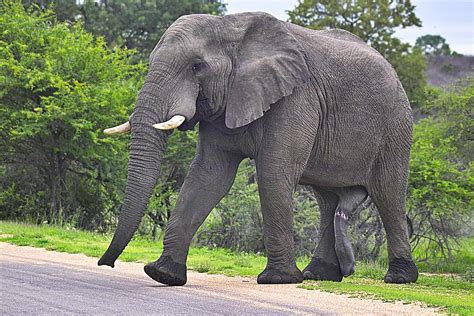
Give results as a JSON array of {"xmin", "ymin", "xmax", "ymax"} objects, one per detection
[{"xmin": 98, "ymin": 12, "xmax": 418, "ymax": 285}]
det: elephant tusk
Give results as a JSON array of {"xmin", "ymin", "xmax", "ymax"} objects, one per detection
[
  {"xmin": 103, "ymin": 121, "xmax": 131, "ymax": 135},
  {"xmin": 153, "ymin": 115, "xmax": 186, "ymax": 130}
]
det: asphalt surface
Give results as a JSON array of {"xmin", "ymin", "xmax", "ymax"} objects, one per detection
[
  {"xmin": 0, "ymin": 243, "xmax": 438, "ymax": 315},
  {"xmin": 1, "ymin": 261, "xmax": 292, "ymax": 315}
]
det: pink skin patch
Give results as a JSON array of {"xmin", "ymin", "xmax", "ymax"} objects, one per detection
[{"xmin": 335, "ymin": 210, "xmax": 348, "ymax": 221}]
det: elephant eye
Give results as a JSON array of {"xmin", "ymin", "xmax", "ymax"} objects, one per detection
[{"xmin": 192, "ymin": 62, "xmax": 205, "ymax": 73}]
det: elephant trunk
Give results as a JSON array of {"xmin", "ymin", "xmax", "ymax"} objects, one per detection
[{"xmin": 98, "ymin": 100, "xmax": 168, "ymax": 268}]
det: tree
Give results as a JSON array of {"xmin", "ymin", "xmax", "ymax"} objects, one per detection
[
  {"xmin": 390, "ymin": 47, "xmax": 427, "ymax": 107},
  {"xmin": 288, "ymin": 0, "xmax": 421, "ymax": 56},
  {"xmin": 23, "ymin": 0, "xmax": 79, "ymax": 21},
  {"xmin": 415, "ymin": 34, "xmax": 457, "ymax": 56},
  {"xmin": 18, "ymin": 1, "xmax": 225, "ymax": 233},
  {"xmin": 24, "ymin": 0, "xmax": 227, "ymax": 59},
  {"xmin": 288, "ymin": 0, "xmax": 426, "ymax": 106},
  {"xmin": 0, "ymin": 1, "xmax": 145, "ymax": 228}
]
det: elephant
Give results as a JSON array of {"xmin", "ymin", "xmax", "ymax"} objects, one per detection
[{"xmin": 98, "ymin": 12, "xmax": 419, "ymax": 286}]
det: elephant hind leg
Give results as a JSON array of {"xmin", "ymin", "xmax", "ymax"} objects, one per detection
[
  {"xmin": 368, "ymin": 154, "xmax": 418, "ymax": 283},
  {"xmin": 303, "ymin": 188, "xmax": 342, "ymax": 281},
  {"xmin": 303, "ymin": 186, "xmax": 367, "ymax": 281}
]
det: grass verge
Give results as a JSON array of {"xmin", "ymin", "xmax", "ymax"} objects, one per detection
[
  {"xmin": 1, "ymin": 221, "xmax": 472, "ymax": 315},
  {"xmin": 0, "ymin": 221, "xmax": 269, "ymax": 276},
  {"xmin": 302, "ymin": 266, "xmax": 473, "ymax": 315}
]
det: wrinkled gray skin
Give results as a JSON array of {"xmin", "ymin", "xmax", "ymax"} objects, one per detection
[{"xmin": 98, "ymin": 12, "xmax": 418, "ymax": 285}]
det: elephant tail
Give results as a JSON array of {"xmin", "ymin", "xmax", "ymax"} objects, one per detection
[{"xmin": 406, "ymin": 214, "xmax": 414, "ymax": 238}]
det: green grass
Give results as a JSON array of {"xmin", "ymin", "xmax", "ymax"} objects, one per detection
[
  {"xmin": 302, "ymin": 266, "xmax": 474, "ymax": 315},
  {"xmin": 1, "ymin": 221, "xmax": 473, "ymax": 315},
  {"xmin": 0, "ymin": 221, "xmax": 268, "ymax": 276}
]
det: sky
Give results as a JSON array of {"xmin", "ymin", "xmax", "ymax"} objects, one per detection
[{"xmin": 226, "ymin": 0, "xmax": 474, "ymax": 55}]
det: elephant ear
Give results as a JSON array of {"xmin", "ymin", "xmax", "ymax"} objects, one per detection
[{"xmin": 224, "ymin": 12, "xmax": 310, "ymax": 129}]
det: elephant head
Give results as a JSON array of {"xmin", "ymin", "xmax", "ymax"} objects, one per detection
[{"xmin": 98, "ymin": 12, "xmax": 309, "ymax": 267}]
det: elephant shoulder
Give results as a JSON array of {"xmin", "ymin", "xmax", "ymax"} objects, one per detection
[{"xmin": 317, "ymin": 29, "xmax": 366, "ymax": 45}]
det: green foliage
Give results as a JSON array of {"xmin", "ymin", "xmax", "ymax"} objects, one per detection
[
  {"xmin": 415, "ymin": 34, "xmax": 458, "ymax": 56},
  {"xmin": 390, "ymin": 47, "xmax": 427, "ymax": 106},
  {"xmin": 414, "ymin": 237, "xmax": 474, "ymax": 274},
  {"xmin": 23, "ymin": 0, "xmax": 79, "ymax": 21},
  {"xmin": 408, "ymin": 82, "xmax": 474, "ymax": 264},
  {"xmin": 25, "ymin": 0, "xmax": 226, "ymax": 59},
  {"xmin": 196, "ymin": 160, "xmax": 263, "ymax": 252},
  {"xmin": 16, "ymin": 0, "xmax": 217, "ymax": 232},
  {"xmin": 292, "ymin": 187, "xmax": 320, "ymax": 256},
  {"xmin": 421, "ymin": 80, "xmax": 473, "ymax": 161},
  {"xmin": 348, "ymin": 203, "xmax": 386, "ymax": 262},
  {"xmin": 0, "ymin": 1, "xmax": 145, "ymax": 228}
]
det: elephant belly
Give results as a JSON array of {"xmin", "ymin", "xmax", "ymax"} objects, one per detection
[
  {"xmin": 300, "ymin": 128, "xmax": 381, "ymax": 188},
  {"xmin": 300, "ymin": 164, "xmax": 367, "ymax": 187}
]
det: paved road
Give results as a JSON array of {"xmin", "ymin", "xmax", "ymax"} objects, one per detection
[
  {"xmin": 0, "ymin": 243, "xmax": 438, "ymax": 315},
  {"xmin": 1, "ymin": 260, "xmax": 292, "ymax": 315}
]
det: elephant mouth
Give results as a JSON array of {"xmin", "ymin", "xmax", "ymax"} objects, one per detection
[{"xmin": 178, "ymin": 91, "xmax": 223, "ymax": 131}]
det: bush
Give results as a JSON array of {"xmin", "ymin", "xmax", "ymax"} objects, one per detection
[
  {"xmin": 348, "ymin": 202, "xmax": 386, "ymax": 262},
  {"xmin": 407, "ymin": 82, "xmax": 473, "ymax": 264},
  {"xmin": 196, "ymin": 160, "xmax": 263, "ymax": 252},
  {"xmin": 0, "ymin": 1, "xmax": 144, "ymax": 229}
]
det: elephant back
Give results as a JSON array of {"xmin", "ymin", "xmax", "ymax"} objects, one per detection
[{"xmin": 317, "ymin": 29, "xmax": 366, "ymax": 45}]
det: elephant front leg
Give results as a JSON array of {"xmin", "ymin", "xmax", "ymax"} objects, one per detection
[
  {"xmin": 144, "ymin": 150, "xmax": 242, "ymax": 286},
  {"xmin": 256, "ymin": 166, "xmax": 304, "ymax": 284}
]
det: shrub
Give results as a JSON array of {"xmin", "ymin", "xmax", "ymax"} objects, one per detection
[
  {"xmin": 0, "ymin": 1, "xmax": 144, "ymax": 229},
  {"xmin": 407, "ymin": 82, "xmax": 473, "ymax": 264}
]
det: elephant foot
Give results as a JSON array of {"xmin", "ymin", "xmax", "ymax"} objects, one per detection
[
  {"xmin": 257, "ymin": 266, "xmax": 303, "ymax": 284},
  {"xmin": 144, "ymin": 255, "xmax": 187, "ymax": 286},
  {"xmin": 302, "ymin": 257, "xmax": 343, "ymax": 282},
  {"xmin": 384, "ymin": 258, "xmax": 418, "ymax": 284}
]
